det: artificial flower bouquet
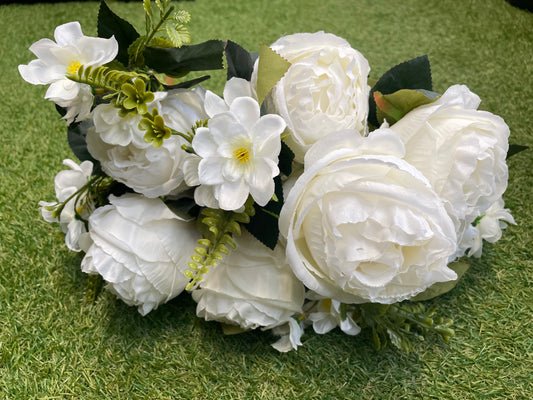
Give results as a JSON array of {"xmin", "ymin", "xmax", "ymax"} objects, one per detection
[{"xmin": 20, "ymin": 0, "xmax": 519, "ymax": 352}]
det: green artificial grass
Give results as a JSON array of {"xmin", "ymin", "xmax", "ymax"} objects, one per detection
[{"xmin": 1, "ymin": 0, "xmax": 532, "ymax": 398}]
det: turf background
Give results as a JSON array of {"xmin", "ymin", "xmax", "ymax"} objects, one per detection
[{"xmin": 0, "ymin": 0, "xmax": 531, "ymax": 399}]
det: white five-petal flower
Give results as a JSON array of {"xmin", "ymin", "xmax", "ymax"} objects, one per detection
[
  {"xmin": 18, "ymin": 21, "xmax": 118, "ymax": 123},
  {"xmin": 185, "ymin": 79, "xmax": 286, "ymax": 211}
]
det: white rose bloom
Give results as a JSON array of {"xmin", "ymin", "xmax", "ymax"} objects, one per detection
[
  {"xmin": 261, "ymin": 31, "xmax": 370, "ymax": 162},
  {"xmin": 192, "ymin": 232, "xmax": 305, "ymax": 330},
  {"xmin": 39, "ymin": 159, "xmax": 94, "ymax": 252},
  {"xmin": 185, "ymin": 94, "xmax": 285, "ymax": 211},
  {"xmin": 280, "ymin": 129, "xmax": 458, "ymax": 304},
  {"xmin": 92, "ymin": 103, "xmax": 144, "ymax": 146},
  {"xmin": 18, "ymin": 21, "xmax": 118, "ymax": 123},
  {"xmin": 391, "ymin": 85, "xmax": 510, "ymax": 257},
  {"xmin": 87, "ymin": 89, "xmax": 207, "ymax": 198},
  {"xmin": 81, "ymin": 193, "xmax": 200, "ymax": 316}
]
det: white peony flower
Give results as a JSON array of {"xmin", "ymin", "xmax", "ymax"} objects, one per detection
[
  {"xmin": 308, "ymin": 299, "xmax": 360, "ymax": 336},
  {"xmin": 390, "ymin": 85, "xmax": 510, "ymax": 258},
  {"xmin": 81, "ymin": 193, "xmax": 200, "ymax": 316},
  {"xmin": 87, "ymin": 88, "xmax": 207, "ymax": 198},
  {"xmin": 18, "ymin": 21, "xmax": 118, "ymax": 123},
  {"xmin": 280, "ymin": 129, "xmax": 458, "ymax": 304},
  {"xmin": 39, "ymin": 159, "xmax": 94, "ymax": 252},
  {"xmin": 260, "ymin": 31, "xmax": 370, "ymax": 162},
  {"xmin": 191, "ymin": 231, "xmax": 306, "ymax": 330},
  {"xmin": 185, "ymin": 94, "xmax": 286, "ymax": 211}
]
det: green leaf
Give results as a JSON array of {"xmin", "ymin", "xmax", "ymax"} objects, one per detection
[
  {"xmin": 148, "ymin": 37, "xmax": 174, "ymax": 48},
  {"xmin": 256, "ymin": 43, "xmax": 291, "ymax": 106},
  {"xmin": 164, "ymin": 197, "xmax": 199, "ymax": 220},
  {"xmin": 368, "ymin": 55, "xmax": 432, "ymax": 127},
  {"xmin": 98, "ymin": 1, "xmax": 140, "ymax": 66},
  {"xmin": 163, "ymin": 75, "xmax": 211, "ymax": 90},
  {"xmin": 245, "ymin": 176, "xmax": 283, "ymax": 249},
  {"xmin": 375, "ymin": 89, "xmax": 440, "ymax": 125},
  {"xmin": 507, "ymin": 144, "xmax": 528, "ymax": 159},
  {"xmin": 143, "ymin": 0, "xmax": 153, "ymax": 23},
  {"xmin": 411, "ymin": 261, "xmax": 470, "ymax": 301},
  {"xmin": 67, "ymin": 120, "xmax": 102, "ymax": 174},
  {"xmin": 279, "ymin": 141, "xmax": 295, "ymax": 176},
  {"xmin": 225, "ymin": 40, "xmax": 254, "ymax": 81},
  {"xmin": 144, "ymin": 40, "xmax": 225, "ymax": 75},
  {"xmin": 165, "ymin": 24, "xmax": 191, "ymax": 48}
]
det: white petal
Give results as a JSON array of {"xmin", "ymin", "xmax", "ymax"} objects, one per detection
[
  {"xmin": 54, "ymin": 22, "xmax": 84, "ymax": 46},
  {"xmin": 77, "ymin": 35, "xmax": 118, "ymax": 66},
  {"xmin": 192, "ymin": 127, "xmax": 219, "ymax": 158},
  {"xmin": 229, "ymin": 97, "xmax": 260, "ymax": 132},
  {"xmin": 198, "ymin": 158, "xmax": 225, "ymax": 185},
  {"xmin": 218, "ymin": 180, "xmax": 249, "ymax": 211},
  {"xmin": 204, "ymin": 90, "xmax": 228, "ymax": 117},
  {"xmin": 224, "ymin": 77, "xmax": 256, "ymax": 105}
]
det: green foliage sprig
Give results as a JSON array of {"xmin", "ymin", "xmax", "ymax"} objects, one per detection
[
  {"xmin": 44, "ymin": 175, "xmax": 114, "ymax": 223},
  {"xmin": 185, "ymin": 199, "xmax": 256, "ymax": 290},
  {"xmin": 353, "ymin": 302, "xmax": 454, "ymax": 353},
  {"xmin": 129, "ymin": 0, "xmax": 191, "ymax": 67}
]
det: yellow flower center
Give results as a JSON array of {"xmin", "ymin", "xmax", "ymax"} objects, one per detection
[
  {"xmin": 66, "ymin": 60, "xmax": 82, "ymax": 75},
  {"xmin": 233, "ymin": 147, "xmax": 250, "ymax": 163}
]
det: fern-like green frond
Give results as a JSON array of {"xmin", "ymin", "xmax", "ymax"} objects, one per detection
[
  {"xmin": 67, "ymin": 65, "xmax": 141, "ymax": 99},
  {"xmin": 185, "ymin": 199, "xmax": 255, "ymax": 290}
]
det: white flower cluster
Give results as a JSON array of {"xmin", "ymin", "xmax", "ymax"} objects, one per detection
[{"xmin": 23, "ymin": 23, "xmax": 514, "ymax": 352}]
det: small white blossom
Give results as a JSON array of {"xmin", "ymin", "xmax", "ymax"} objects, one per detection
[
  {"xmin": 39, "ymin": 159, "xmax": 94, "ymax": 252},
  {"xmin": 18, "ymin": 21, "xmax": 118, "ymax": 123},
  {"xmin": 186, "ymin": 92, "xmax": 285, "ymax": 211}
]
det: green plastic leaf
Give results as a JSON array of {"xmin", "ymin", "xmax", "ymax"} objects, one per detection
[
  {"xmin": 411, "ymin": 261, "xmax": 470, "ymax": 301},
  {"xmin": 165, "ymin": 24, "xmax": 191, "ymax": 48},
  {"xmin": 67, "ymin": 120, "xmax": 102, "ymax": 173},
  {"xmin": 143, "ymin": 0, "xmax": 153, "ymax": 23},
  {"xmin": 369, "ymin": 55, "xmax": 432, "ymax": 127},
  {"xmin": 164, "ymin": 197, "xmax": 199, "ymax": 220},
  {"xmin": 375, "ymin": 89, "xmax": 440, "ymax": 125},
  {"xmin": 256, "ymin": 43, "xmax": 291, "ymax": 106},
  {"xmin": 98, "ymin": 1, "xmax": 140, "ymax": 66},
  {"xmin": 279, "ymin": 141, "xmax": 295, "ymax": 177},
  {"xmin": 148, "ymin": 37, "xmax": 174, "ymax": 48},
  {"xmin": 144, "ymin": 40, "xmax": 225, "ymax": 75},
  {"xmin": 225, "ymin": 40, "xmax": 254, "ymax": 81},
  {"xmin": 245, "ymin": 176, "xmax": 283, "ymax": 249},
  {"xmin": 507, "ymin": 144, "xmax": 528, "ymax": 159},
  {"xmin": 163, "ymin": 75, "xmax": 211, "ymax": 90}
]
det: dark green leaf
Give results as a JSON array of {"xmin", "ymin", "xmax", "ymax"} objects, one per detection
[
  {"xmin": 165, "ymin": 197, "xmax": 200, "ymax": 220},
  {"xmin": 225, "ymin": 40, "xmax": 254, "ymax": 81},
  {"xmin": 144, "ymin": 40, "xmax": 225, "ymax": 75},
  {"xmin": 507, "ymin": 144, "xmax": 528, "ymax": 159},
  {"xmin": 98, "ymin": 1, "xmax": 140, "ymax": 66},
  {"xmin": 67, "ymin": 120, "xmax": 102, "ymax": 175},
  {"xmin": 245, "ymin": 176, "xmax": 283, "ymax": 250},
  {"xmin": 411, "ymin": 260, "xmax": 470, "ymax": 301},
  {"xmin": 369, "ymin": 55, "xmax": 432, "ymax": 127},
  {"xmin": 163, "ymin": 75, "xmax": 211, "ymax": 90},
  {"xmin": 279, "ymin": 141, "xmax": 295, "ymax": 176}
]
